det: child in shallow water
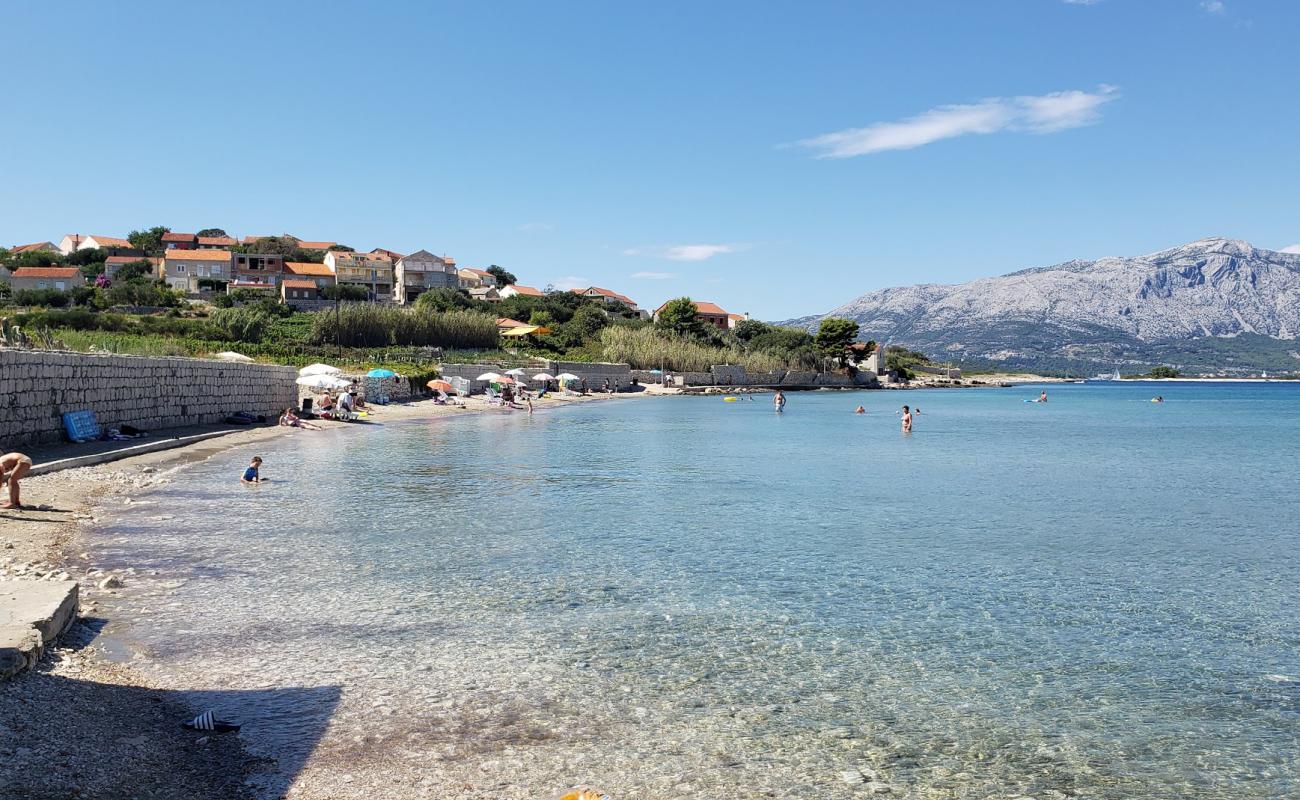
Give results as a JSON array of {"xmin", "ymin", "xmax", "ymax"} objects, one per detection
[{"xmin": 241, "ymin": 457, "xmax": 263, "ymax": 484}]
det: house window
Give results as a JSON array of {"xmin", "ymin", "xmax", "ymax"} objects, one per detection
[
  {"xmin": 212, "ymin": 266, "xmax": 222, "ymax": 275},
  {"xmin": 175, "ymin": 265, "xmax": 186, "ymax": 273}
]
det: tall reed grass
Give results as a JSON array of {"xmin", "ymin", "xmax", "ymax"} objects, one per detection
[
  {"xmin": 309, "ymin": 306, "xmax": 499, "ymax": 349},
  {"xmin": 599, "ymin": 326, "xmax": 787, "ymax": 373}
]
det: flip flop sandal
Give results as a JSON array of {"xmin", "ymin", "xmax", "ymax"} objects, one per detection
[{"xmin": 183, "ymin": 710, "xmax": 241, "ymax": 733}]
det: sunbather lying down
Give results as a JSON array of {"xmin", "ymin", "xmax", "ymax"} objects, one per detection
[{"xmin": 1, "ymin": 452, "xmax": 33, "ymax": 509}]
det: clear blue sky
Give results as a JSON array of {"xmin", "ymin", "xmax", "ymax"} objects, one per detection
[{"xmin": 3, "ymin": 0, "xmax": 1297, "ymax": 319}]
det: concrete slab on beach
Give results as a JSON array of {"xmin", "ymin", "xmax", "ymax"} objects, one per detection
[{"xmin": 0, "ymin": 579, "xmax": 79, "ymax": 681}]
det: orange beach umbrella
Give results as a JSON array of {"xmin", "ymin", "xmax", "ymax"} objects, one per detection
[{"xmin": 427, "ymin": 379, "xmax": 454, "ymax": 392}]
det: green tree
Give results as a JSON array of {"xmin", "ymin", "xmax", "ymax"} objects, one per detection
[
  {"xmin": 211, "ymin": 306, "xmax": 274, "ymax": 343},
  {"xmin": 11, "ymin": 250, "xmax": 64, "ymax": 270},
  {"xmin": 127, "ymin": 226, "xmax": 170, "ymax": 256},
  {"xmin": 414, "ymin": 286, "xmax": 475, "ymax": 312},
  {"xmin": 732, "ymin": 318, "xmax": 770, "ymax": 342},
  {"xmin": 322, "ymin": 284, "xmax": 371, "ymax": 302},
  {"xmin": 1147, "ymin": 365, "xmax": 1180, "ymax": 378},
  {"xmin": 655, "ymin": 297, "xmax": 704, "ymax": 338},
  {"xmin": 528, "ymin": 309, "xmax": 556, "ymax": 327},
  {"xmin": 814, "ymin": 317, "xmax": 859, "ymax": 359},
  {"xmin": 196, "ymin": 228, "xmax": 228, "ymax": 237},
  {"xmin": 567, "ymin": 303, "xmax": 609, "ymax": 339},
  {"xmin": 114, "ymin": 261, "xmax": 155, "ymax": 282},
  {"xmin": 12, "ymin": 289, "xmax": 71, "ymax": 308},
  {"xmin": 486, "ymin": 265, "xmax": 517, "ymax": 288}
]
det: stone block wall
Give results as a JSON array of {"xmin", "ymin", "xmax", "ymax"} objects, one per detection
[{"xmin": 0, "ymin": 349, "xmax": 298, "ymax": 447}]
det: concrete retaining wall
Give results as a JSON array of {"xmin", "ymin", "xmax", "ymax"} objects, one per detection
[
  {"xmin": 440, "ymin": 361, "xmax": 633, "ymax": 394},
  {"xmin": 631, "ymin": 366, "xmax": 879, "ymax": 388},
  {"xmin": 0, "ymin": 349, "xmax": 297, "ymax": 446}
]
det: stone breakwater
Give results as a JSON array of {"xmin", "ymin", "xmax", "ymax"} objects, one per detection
[{"xmin": 0, "ymin": 349, "xmax": 298, "ymax": 446}]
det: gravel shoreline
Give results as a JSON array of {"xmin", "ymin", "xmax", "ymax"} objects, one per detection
[{"xmin": 0, "ymin": 391, "xmax": 649, "ymax": 799}]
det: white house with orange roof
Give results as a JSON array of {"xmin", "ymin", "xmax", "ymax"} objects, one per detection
[
  {"xmin": 499, "ymin": 284, "xmax": 544, "ymax": 299},
  {"xmin": 58, "ymin": 234, "xmax": 134, "ymax": 254},
  {"xmin": 325, "ymin": 250, "xmax": 394, "ymax": 302}
]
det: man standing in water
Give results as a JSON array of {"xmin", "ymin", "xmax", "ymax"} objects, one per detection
[
  {"xmin": 901, "ymin": 405, "xmax": 913, "ymax": 433},
  {"xmin": 773, "ymin": 391, "xmax": 786, "ymax": 413}
]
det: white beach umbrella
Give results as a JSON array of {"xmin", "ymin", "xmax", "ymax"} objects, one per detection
[
  {"xmin": 504, "ymin": 368, "xmax": 528, "ymax": 376},
  {"xmin": 476, "ymin": 372, "xmax": 505, "ymax": 381},
  {"xmin": 214, "ymin": 351, "xmax": 253, "ymax": 363},
  {"xmin": 296, "ymin": 375, "xmax": 351, "ymax": 390},
  {"xmin": 299, "ymin": 363, "xmax": 342, "ymax": 377},
  {"xmin": 556, "ymin": 372, "xmax": 580, "ymax": 382},
  {"xmin": 532, "ymin": 373, "xmax": 556, "ymax": 381}
]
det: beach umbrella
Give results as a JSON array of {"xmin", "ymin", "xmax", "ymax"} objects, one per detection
[
  {"xmin": 367, "ymin": 368, "xmax": 397, "ymax": 378},
  {"xmin": 427, "ymin": 379, "xmax": 455, "ymax": 393},
  {"xmin": 556, "ymin": 372, "xmax": 580, "ymax": 382},
  {"xmin": 532, "ymin": 373, "xmax": 556, "ymax": 381},
  {"xmin": 299, "ymin": 363, "xmax": 342, "ymax": 377},
  {"xmin": 476, "ymin": 372, "xmax": 504, "ymax": 381},
  {"xmin": 504, "ymin": 368, "xmax": 528, "ymax": 377},
  {"xmin": 296, "ymin": 375, "xmax": 351, "ymax": 390},
  {"xmin": 214, "ymin": 351, "xmax": 253, "ymax": 363},
  {"xmin": 496, "ymin": 375, "xmax": 516, "ymax": 384}
]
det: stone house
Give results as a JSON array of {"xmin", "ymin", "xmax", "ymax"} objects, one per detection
[
  {"xmin": 395, "ymin": 249, "xmax": 459, "ymax": 304},
  {"xmin": 8, "ymin": 267, "xmax": 86, "ymax": 292},
  {"xmin": 281, "ymin": 279, "xmax": 325, "ymax": 310},
  {"xmin": 162, "ymin": 249, "xmax": 233, "ymax": 293},
  {"xmin": 325, "ymin": 250, "xmax": 394, "ymax": 302},
  {"xmin": 457, "ymin": 267, "xmax": 495, "ymax": 289}
]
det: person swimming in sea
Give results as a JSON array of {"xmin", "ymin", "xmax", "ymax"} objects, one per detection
[
  {"xmin": 1038, "ymin": 390, "xmax": 1048, "ymax": 403},
  {"xmin": 901, "ymin": 405, "xmax": 913, "ymax": 433},
  {"xmin": 1152, "ymin": 395, "xmax": 1164, "ymax": 403},
  {"xmin": 854, "ymin": 405, "xmax": 866, "ymax": 414}
]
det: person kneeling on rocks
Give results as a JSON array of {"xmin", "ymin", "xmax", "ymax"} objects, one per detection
[{"xmin": 0, "ymin": 452, "xmax": 33, "ymax": 510}]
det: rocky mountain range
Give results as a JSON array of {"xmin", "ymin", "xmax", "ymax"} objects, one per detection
[{"xmin": 784, "ymin": 238, "xmax": 1300, "ymax": 374}]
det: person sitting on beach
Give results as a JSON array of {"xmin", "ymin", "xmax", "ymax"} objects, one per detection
[
  {"xmin": 338, "ymin": 391, "xmax": 355, "ymax": 414},
  {"xmin": 854, "ymin": 405, "xmax": 866, "ymax": 414},
  {"xmin": 901, "ymin": 405, "xmax": 913, "ymax": 433},
  {"xmin": 316, "ymin": 392, "xmax": 335, "ymax": 415},
  {"xmin": 279, "ymin": 408, "xmax": 322, "ymax": 430},
  {"xmin": 0, "ymin": 452, "xmax": 33, "ymax": 510},
  {"xmin": 241, "ymin": 456, "xmax": 263, "ymax": 484}
]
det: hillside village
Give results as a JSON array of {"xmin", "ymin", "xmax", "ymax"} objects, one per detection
[
  {"xmin": 0, "ymin": 227, "xmax": 906, "ymax": 382},
  {"xmin": 1, "ymin": 230, "xmax": 749, "ymax": 332}
]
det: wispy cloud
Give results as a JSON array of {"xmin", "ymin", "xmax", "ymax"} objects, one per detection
[
  {"xmin": 796, "ymin": 85, "xmax": 1119, "ymax": 158},
  {"xmin": 1280, "ymin": 244, "xmax": 1300, "ymax": 254},
  {"xmin": 518, "ymin": 222, "xmax": 552, "ymax": 232},
  {"xmin": 623, "ymin": 243, "xmax": 749, "ymax": 261},
  {"xmin": 1201, "ymin": 0, "xmax": 1225, "ymax": 13},
  {"xmin": 551, "ymin": 275, "xmax": 589, "ymax": 291},
  {"xmin": 631, "ymin": 271, "xmax": 677, "ymax": 280}
]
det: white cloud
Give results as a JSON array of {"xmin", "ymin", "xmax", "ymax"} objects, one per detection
[
  {"xmin": 796, "ymin": 85, "xmax": 1119, "ymax": 158},
  {"xmin": 1201, "ymin": 1, "xmax": 1225, "ymax": 13},
  {"xmin": 518, "ymin": 222, "xmax": 552, "ymax": 232},
  {"xmin": 623, "ymin": 243, "xmax": 749, "ymax": 261},
  {"xmin": 632, "ymin": 271, "xmax": 677, "ymax": 280},
  {"xmin": 551, "ymin": 275, "xmax": 590, "ymax": 291},
  {"xmin": 1280, "ymin": 244, "xmax": 1300, "ymax": 254}
]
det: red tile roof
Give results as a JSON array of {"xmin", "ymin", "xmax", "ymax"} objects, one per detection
[
  {"xmin": 11, "ymin": 267, "xmax": 81, "ymax": 279},
  {"xmin": 162, "ymin": 232, "xmax": 196, "ymax": 242},
  {"xmin": 280, "ymin": 279, "xmax": 319, "ymax": 290},
  {"xmin": 496, "ymin": 317, "xmax": 527, "ymax": 328},
  {"xmin": 573, "ymin": 286, "xmax": 636, "ymax": 307},
  {"xmin": 86, "ymin": 235, "xmax": 132, "ymax": 248},
  {"xmin": 197, "ymin": 236, "xmax": 237, "ymax": 246},
  {"xmin": 371, "ymin": 248, "xmax": 405, "ymax": 261},
  {"xmin": 284, "ymin": 261, "xmax": 334, "ymax": 277},
  {"xmin": 10, "ymin": 242, "xmax": 55, "ymax": 253},
  {"xmin": 164, "ymin": 249, "xmax": 232, "ymax": 262},
  {"xmin": 506, "ymin": 284, "xmax": 544, "ymax": 296},
  {"xmin": 295, "ymin": 240, "xmax": 336, "ymax": 250},
  {"xmin": 693, "ymin": 301, "xmax": 728, "ymax": 315}
]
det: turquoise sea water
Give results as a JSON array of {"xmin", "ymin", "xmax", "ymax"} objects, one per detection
[{"xmin": 94, "ymin": 383, "xmax": 1300, "ymax": 798}]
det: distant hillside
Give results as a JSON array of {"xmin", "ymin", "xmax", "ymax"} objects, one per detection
[{"xmin": 784, "ymin": 238, "xmax": 1300, "ymax": 375}]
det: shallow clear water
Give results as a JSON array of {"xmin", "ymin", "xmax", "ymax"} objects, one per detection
[{"xmin": 93, "ymin": 383, "xmax": 1300, "ymax": 798}]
